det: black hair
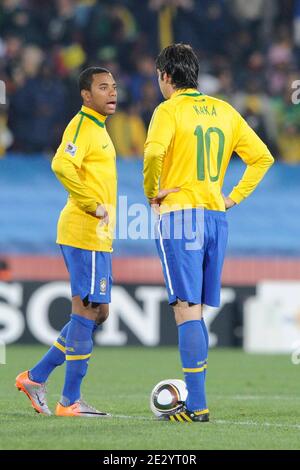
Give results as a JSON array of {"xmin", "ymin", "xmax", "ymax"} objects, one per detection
[
  {"xmin": 79, "ymin": 66, "xmax": 110, "ymax": 91},
  {"xmin": 155, "ymin": 44, "xmax": 199, "ymax": 89}
]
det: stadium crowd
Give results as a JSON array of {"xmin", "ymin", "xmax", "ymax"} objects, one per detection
[{"xmin": 0, "ymin": 0, "xmax": 300, "ymax": 161}]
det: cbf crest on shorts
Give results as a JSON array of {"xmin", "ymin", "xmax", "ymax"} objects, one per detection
[{"xmin": 100, "ymin": 278, "xmax": 107, "ymax": 294}]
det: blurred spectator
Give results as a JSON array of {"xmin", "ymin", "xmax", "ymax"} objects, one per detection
[
  {"xmin": 8, "ymin": 60, "xmax": 67, "ymax": 153},
  {"xmin": 129, "ymin": 55, "xmax": 158, "ymax": 102},
  {"xmin": 48, "ymin": 0, "xmax": 78, "ymax": 46},
  {"xmin": 233, "ymin": 77, "xmax": 277, "ymax": 151},
  {"xmin": 271, "ymin": 77, "xmax": 300, "ymax": 152},
  {"xmin": 268, "ymin": 25, "xmax": 295, "ymax": 96},
  {"xmin": 277, "ymin": 122, "xmax": 300, "ymax": 163},
  {"xmin": 0, "ymin": 0, "xmax": 43, "ymax": 44},
  {"xmin": 139, "ymin": 80, "xmax": 160, "ymax": 128},
  {"xmin": 21, "ymin": 45, "xmax": 44, "ymax": 78},
  {"xmin": 230, "ymin": 0, "xmax": 264, "ymax": 26},
  {"xmin": 107, "ymin": 103, "xmax": 147, "ymax": 159},
  {"xmin": 215, "ymin": 69, "xmax": 235, "ymax": 102},
  {"xmin": 0, "ymin": 0, "xmax": 299, "ymax": 159},
  {"xmin": 243, "ymin": 101, "xmax": 270, "ymax": 147}
]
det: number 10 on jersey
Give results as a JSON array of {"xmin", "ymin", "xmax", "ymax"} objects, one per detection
[{"xmin": 194, "ymin": 125, "xmax": 225, "ymax": 182}]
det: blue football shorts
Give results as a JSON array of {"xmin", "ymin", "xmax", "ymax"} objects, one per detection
[
  {"xmin": 155, "ymin": 208, "xmax": 228, "ymax": 307},
  {"xmin": 60, "ymin": 245, "xmax": 112, "ymax": 304}
]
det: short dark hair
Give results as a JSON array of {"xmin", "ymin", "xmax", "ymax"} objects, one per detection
[
  {"xmin": 156, "ymin": 44, "xmax": 199, "ymax": 89},
  {"xmin": 79, "ymin": 66, "xmax": 110, "ymax": 91}
]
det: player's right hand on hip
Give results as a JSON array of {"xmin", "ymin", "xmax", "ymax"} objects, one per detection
[
  {"xmin": 149, "ymin": 188, "xmax": 180, "ymax": 214},
  {"xmin": 149, "ymin": 188, "xmax": 180, "ymax": 206}
]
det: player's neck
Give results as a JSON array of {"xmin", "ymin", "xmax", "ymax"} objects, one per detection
[
  {"xmin": 81, "ymin": 104, "xmax": 107, "ymax": 120},
  {"xmin": 169, "ymin": 87, "xmax": 199, "ymax": 99},
  {"xmin": 165, "ymin": 85, "xmax": 176, "ymax": 99}
]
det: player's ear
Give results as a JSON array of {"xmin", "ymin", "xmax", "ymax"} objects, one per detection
[
  {"xmin": 157, "ymin": 69, "xmax": 164, "ymax": 81},
  {"xmin": 164, "ymin": 73, "xmax": 172, "ymax": 84},
  {"xmin": 81, "ymin": 89, "xmax": 91, "ymax": 103}
]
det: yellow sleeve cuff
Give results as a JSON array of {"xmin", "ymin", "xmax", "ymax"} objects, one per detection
[{"xmin": 228, "ymin": 188, "xmax": 245, "ymax": 204}]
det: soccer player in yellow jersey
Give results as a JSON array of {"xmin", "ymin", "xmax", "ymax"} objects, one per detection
[
  {"xmin": 16, "ymin": 67, "xmax": 117, "ymax": 417},
  {"xmin": 144, "ymin": 44, "xmax": 274, "ymax": 423}
]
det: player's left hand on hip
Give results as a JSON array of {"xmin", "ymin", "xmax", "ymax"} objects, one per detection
[
  {"xmin": 96, "ymin": 204, "xmax": 109, "ymax": 225},
  {"xmin": 87, "ymin": 204, "xmax": 109, "ymax": 224},
  {"xmin": 222, "ymin": 194, "xmax": 236, "ymax": 210}
]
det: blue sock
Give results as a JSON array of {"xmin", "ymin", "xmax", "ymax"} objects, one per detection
[
  {"xmin": 61, "ymin": 314, "xmax": 95, "ymax": 406},
  {"xmin": 201, "ymin": 318, "xmax": 209, "ymax": 379},
  {"xmin": 29, "ymin": 318, "xmax": 99, "ymax": 385},
  {"xmin": 178, "ymin": 320, "xmax": 208, "ymax": 413},
  {"xmin": 29, "ymin": 321, "xmax": 70, "ymax": 383}
]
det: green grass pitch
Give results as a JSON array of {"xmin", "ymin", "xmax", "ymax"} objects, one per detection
[{"xmin": 1, "ymin": 346, "xmax": 300, "ymax": 450}]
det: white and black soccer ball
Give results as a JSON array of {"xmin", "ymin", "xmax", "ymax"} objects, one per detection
[{"xmin": 150, "ymin": 379, "xmax": 187, "ymax": 417}]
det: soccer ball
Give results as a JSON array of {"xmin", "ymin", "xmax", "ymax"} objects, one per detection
[{"xmin": 150, "ymin": 379, "xmax": 187, "ymax": 417}]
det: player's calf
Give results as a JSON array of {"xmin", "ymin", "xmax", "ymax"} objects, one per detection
[{"xmin": 94, "ymin": 303, "xmax": 109, "ymax": 325}]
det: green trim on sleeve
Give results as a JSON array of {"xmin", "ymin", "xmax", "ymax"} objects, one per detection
[{"xmin": 73, "ymin": 114, "xmax": 84, "ymax": 144}]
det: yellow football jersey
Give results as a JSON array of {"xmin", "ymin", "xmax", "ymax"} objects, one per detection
[
  {"xmin": 144, "ymin": 89, "xmax": 274, "ymax": 212},
  {"xmin": 52, "ymin": 105, "xmax": 117, "ymax": 252}
]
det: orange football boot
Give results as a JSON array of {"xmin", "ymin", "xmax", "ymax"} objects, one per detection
[
  {"xmin": 55, "ymin": 398, "xmax": 110, "ymax": 418},
  {"xmin": 15, "ymin": 370, "xmax": 51, "ymax": 416}
]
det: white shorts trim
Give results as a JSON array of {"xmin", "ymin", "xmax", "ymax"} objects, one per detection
[
  {"xmin": 90, "ymin": 251, "xmax": 96, "ymax": 294},
  {"xmin": 157, "ymin": 218, "xmax": 174, "ymax": 296}
]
